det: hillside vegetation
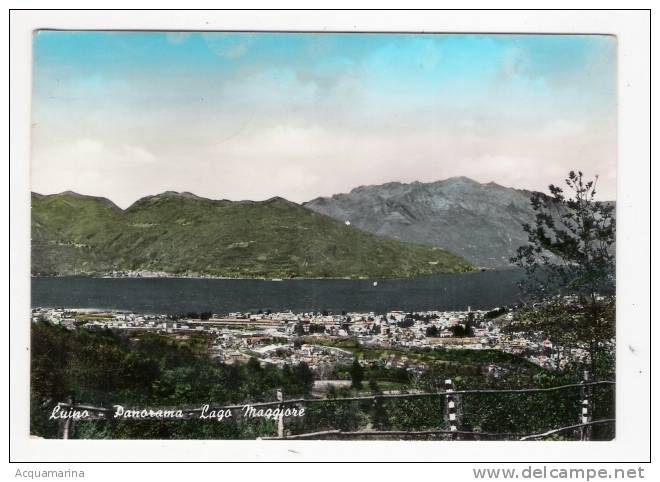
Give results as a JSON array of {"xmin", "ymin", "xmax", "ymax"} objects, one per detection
[{"xmin": 31, "ymin": 191, "xmax": 473, "ymax": 278}]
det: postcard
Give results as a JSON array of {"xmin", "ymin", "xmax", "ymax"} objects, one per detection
[{"xmin": 9, "ymin": 9, "xmax": 652, "ymax": 468}]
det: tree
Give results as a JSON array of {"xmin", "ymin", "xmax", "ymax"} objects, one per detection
[
  {"xmin": 466, "ymin": 311, "xmax": 475, "ymax": 329},
  {"xmin": 511, "ymin": 171, "xmax": 615, "ymax": 376},
  {"xmin": 368, "ymin": 376, "xmax": 381, "ymax": 395},
  {"xmin": 398, "ymin": 318, "xmax": 414, "ymax": 328},
  {"xmin": 292, "ymin": 362, "xmax": 315, "ymax": 395},
  {"xmin": 308, "ymin": 324, "xmax": 325, "ymax": 334},
  {"xmin": 349, "ymin": 358, "xmax": 364, "ymax": 389},
  {"xmin": 246, "ymin": 357, "xmax": 261, "ymax": 373},
  {"xmin": 450, "ymin": 324, "xmax": 472, "ymax": 337},
  {"xmin": 425, "ymin": 325, "xmax": 439, "ymax": 337}
]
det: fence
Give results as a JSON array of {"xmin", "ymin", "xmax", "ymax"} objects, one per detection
[{"xmin": 54, "ymin": 378, "xmax": 615, "ymax": 441}]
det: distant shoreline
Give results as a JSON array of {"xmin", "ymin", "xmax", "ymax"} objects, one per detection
[{"xmin": 30, "ymin": 268, "xmax": 504, "ymax": 282}]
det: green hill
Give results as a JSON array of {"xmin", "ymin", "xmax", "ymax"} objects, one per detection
[{"xmin": 31, "ymin": 191, "xmax": 474, "ymax": 278}]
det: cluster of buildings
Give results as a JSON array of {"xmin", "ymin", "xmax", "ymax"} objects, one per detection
[
  {"xmin": 32, "ymin": 307, "xmax": 226, "ymax": 335},
  {"xmin": 249, "ymin": 343, "xmax": 354, "ymax": 372},
  {"xmin": 31, "ymin": 306, "xmax": 574, "ymax": 372}
]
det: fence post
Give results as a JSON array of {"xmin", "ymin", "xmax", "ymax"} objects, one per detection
[
  {"xmin": 580, "ymin": 370, "xmax": 592, "ymax": 441},
  {"xmin": 445, "ymin": 379, "xmax": 460, "ymax": 440},
  {"xmin": 371, "ymin": 394, "xmax": 383, "ymax": 430},
  {"xmin": 276, "ymin": 388, "xmax": 284, "ymax": 439}
]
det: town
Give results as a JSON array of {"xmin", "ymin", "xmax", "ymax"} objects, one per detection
[{"xmin": 31, "ymin": 305, "xmax": 592, "ymax": 374}]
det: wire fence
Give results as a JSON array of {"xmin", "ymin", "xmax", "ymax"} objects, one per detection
[{"xmin": 56, "ymin": 380, "xmax": 615, "ymax": 441}]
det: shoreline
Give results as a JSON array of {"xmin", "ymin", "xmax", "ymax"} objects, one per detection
[{"xmin": 30, "ymin": 267, "xmax": 507, "ymax": 282}]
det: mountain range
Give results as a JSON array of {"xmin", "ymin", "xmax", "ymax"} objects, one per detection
[
  {"xmin": 32, "ymin": 176, "xmax": 581, "ymax": 276},
  {"xmin": 31, "ymin": 191, "xmax": 473, "ymax": 279},
  {"xmin": 304, "ymin": 177, "xmax": 545, "ymax": 268}
]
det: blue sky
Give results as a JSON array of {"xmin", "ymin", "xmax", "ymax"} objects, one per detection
[{"xmin": 31, "ymin": 31, "xmax": 617, "ymax": 207}]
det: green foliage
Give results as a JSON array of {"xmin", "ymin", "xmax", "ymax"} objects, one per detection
[
  {"xmin": 31, "ymin": 192, "xmax": 474, "ymax": 278},
  {"xmin": 317, "ymin": 338, "xmax": 542, "ymax": 372},
  {"xmin": 511, "ymin": 171, "xmax": 616, "ymax": 370},
  {"xmin": 450, "ymin": 324, "xmax": 473, "ymax": 337},
  {"xmin": 30, "ymin": 322, "xmax": 312, "ymax": 439},
  {"xmin": 458, "ymin": 372, "xmax": 614, "ymax": 440},
  {"xmin": 349, "ymin": 358, "xmax": 364, "ymax": 388},
  {"xmin": 368, "ymin": 377, "xmax": 381, "ymax": 395},
  {"xmin": 484, "ymin": 307, "xmax": 507, "ymax": 319},
  {"xmin": 31, "ymin": 322, "xmax": 614, "ymax": 440},
  {"xmin": 377, "ymin": 396, "xmax": 446, "ymax": 431},
  {"xmin": 513, "ymin": 171, "xmax": 615, "ymax": 298},
  {"xmin": 287, "ymin": 400, "xmax": 371, "ymax": 433},
  {"xmin": 425, "ymin": 325, "xmax": 438, "ymax": 337}
]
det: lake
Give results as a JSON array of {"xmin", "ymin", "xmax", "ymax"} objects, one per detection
[{"xmin": 31, "ymin": 270, "xmax": 526, "ymax": 314}]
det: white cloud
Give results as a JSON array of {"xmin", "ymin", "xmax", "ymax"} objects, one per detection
[{"xmin": 32, "ymin": 138, "xmax": 162, "ymax": 205}]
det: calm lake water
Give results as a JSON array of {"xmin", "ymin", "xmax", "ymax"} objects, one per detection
[{"xmin": 31, "ymin": 270, "xmax": 525, "ymax": 314}]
